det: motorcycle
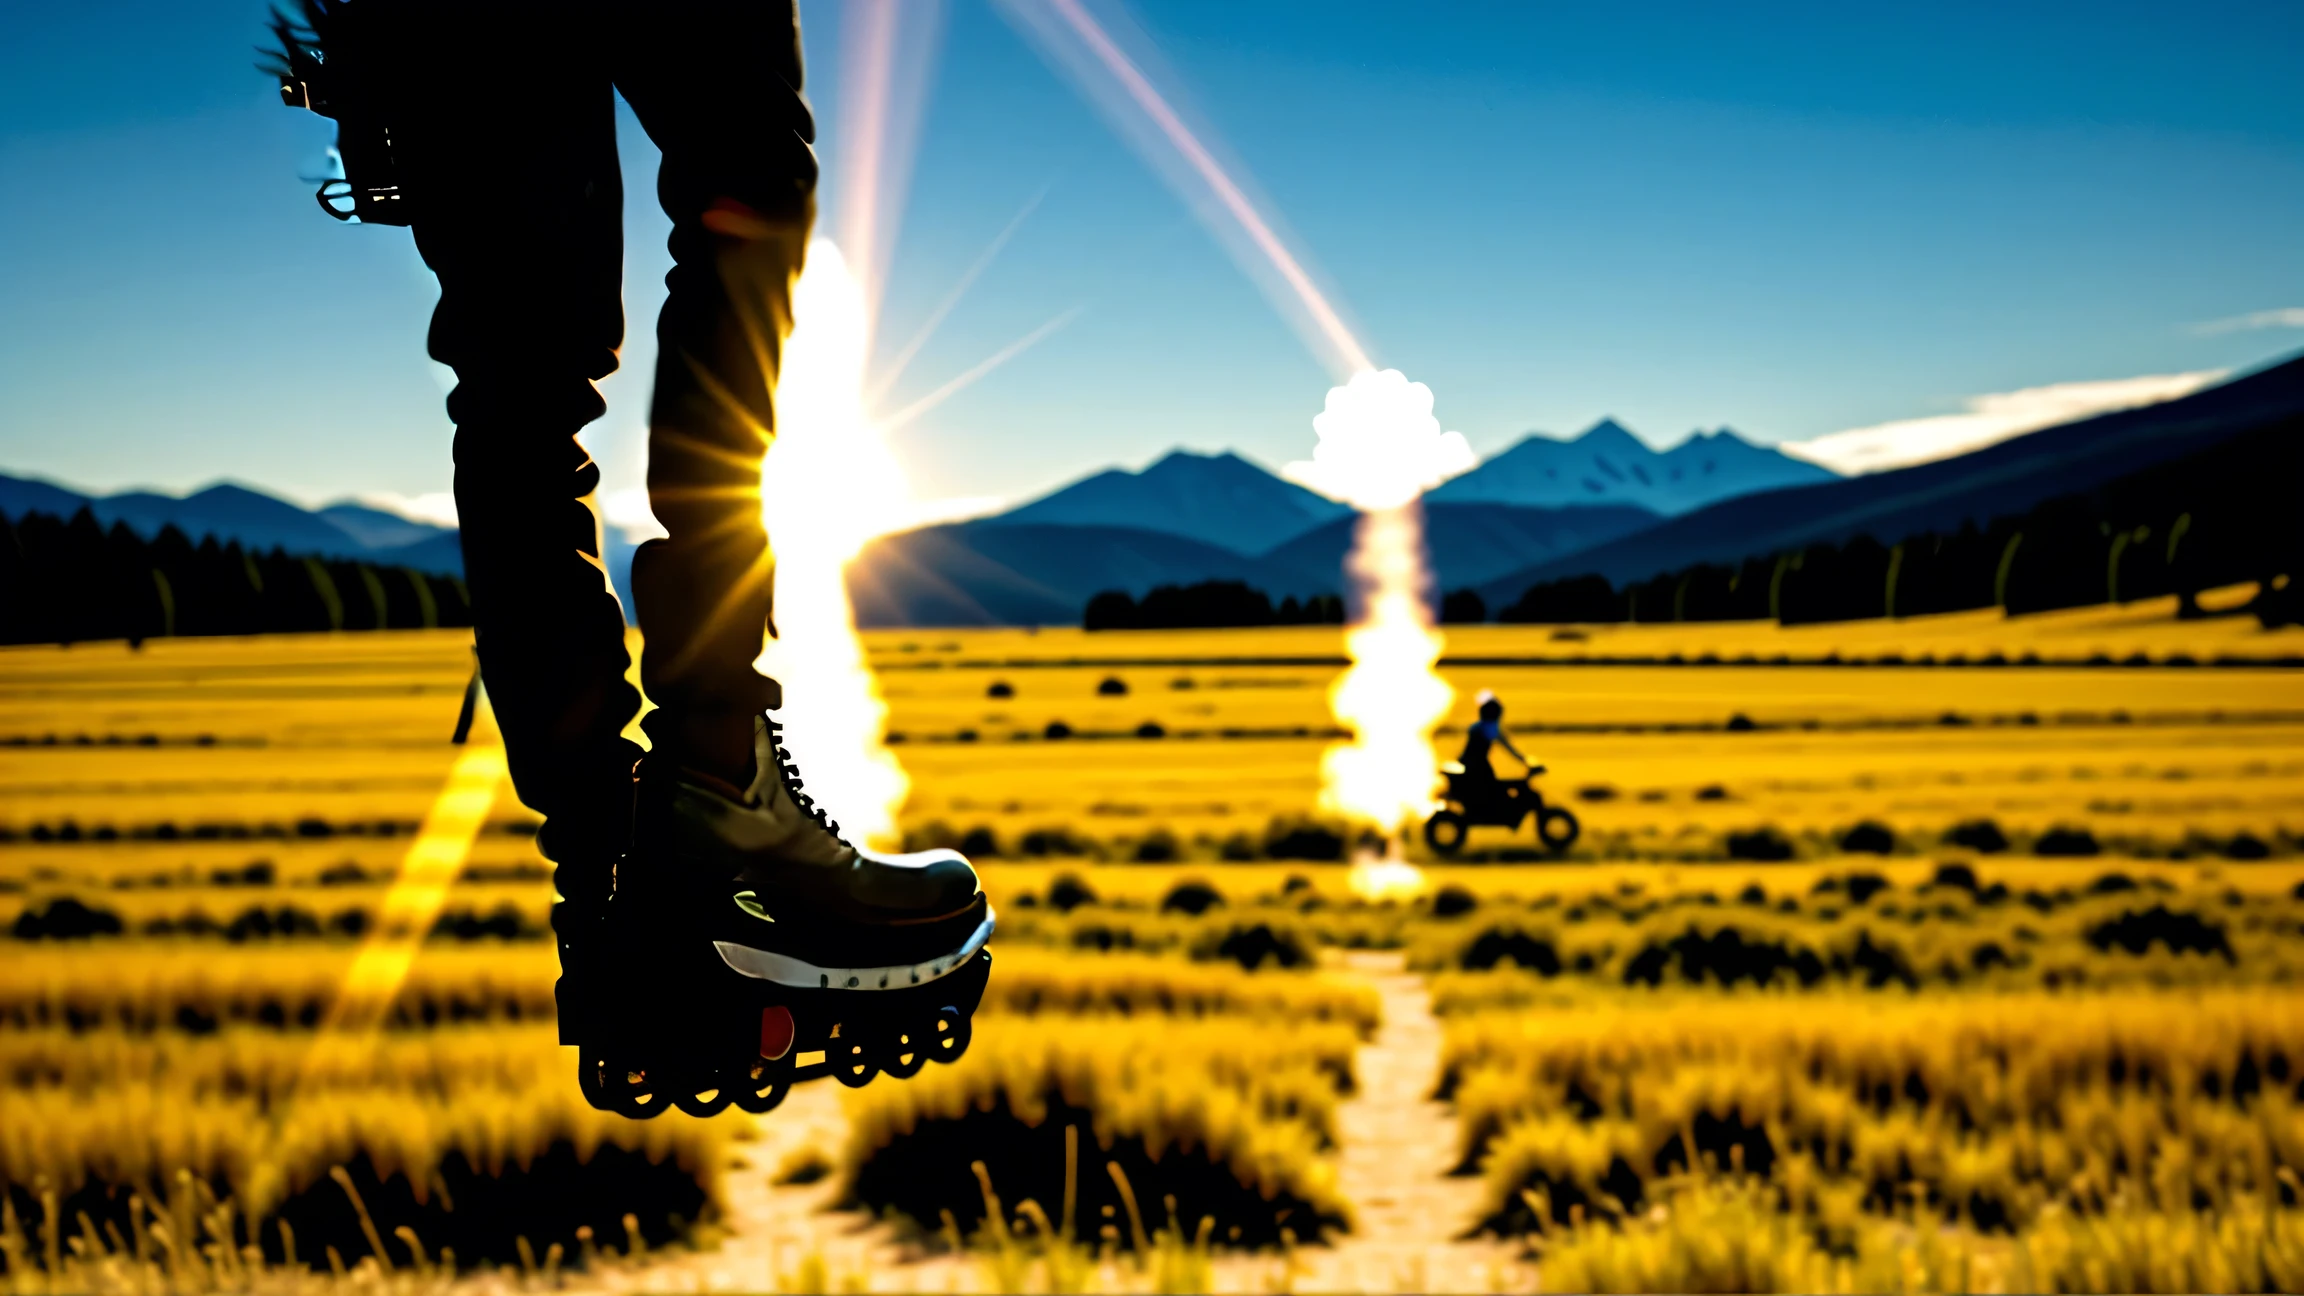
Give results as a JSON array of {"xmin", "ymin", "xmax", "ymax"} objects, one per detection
[{"xmin": 1424, "ymin": 762, "xmax": 1580, "ymax": 857}]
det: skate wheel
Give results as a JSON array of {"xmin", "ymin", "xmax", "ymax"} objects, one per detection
[
  {"xmin": 580, "ymin": 1047, "xmax": 667, "ymax": 1119},
  {"xmin": 930, "ymin": 1008, "xmax": 972, "ymax": 1066},
  {"xmin": 733, "ymin": 1067, "xmax": 792, "ymax": 1113},
  {"xmin": 832, "ymin": 1036, "xmax": 879, "ymax": 1088},
  {"xmin": 880, "ymin": 1025, "xmax": 929, "ymax": 1079},
  {"xmin": 675, "ymin": 1084, "xmax": 734, "ymax": 1118}
]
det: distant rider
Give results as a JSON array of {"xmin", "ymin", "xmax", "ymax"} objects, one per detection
[{"xmin": 1455, "ymin": 692, "xmax": 1532, "ymax": 802}]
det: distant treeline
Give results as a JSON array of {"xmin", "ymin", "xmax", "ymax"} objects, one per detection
[
  {"xmin": 1, "ymin": 507, "xmax": 471, "ymax": 646},
  {"xmin": 1500, "ymin": 421, "xmax": 2301, "ymax": 627},
  {"xmin": 1085, "ymin": 582, "xmax": 1346, "ymax": 631}
]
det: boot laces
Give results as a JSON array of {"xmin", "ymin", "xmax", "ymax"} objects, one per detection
[{"xmin": 765, "ymin": 718, "xmax": 849, "ymax": 845}]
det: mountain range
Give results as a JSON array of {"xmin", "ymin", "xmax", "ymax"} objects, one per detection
[
  {"xmin": 1429, "ymin": 419, "xmax": 1835, "ymax": 514},
  {"xmin": 9, "ymin": 355, "xmax": 2294, "ymax": 627},
  {"xmin": 979, "ymin": 450, "xmax": 1350, "ymax": 555},
  {"xmin": 0, "ymin": 475, "xmax": 463, "ymax": 574},
  {"xmin": 1472, "ymin": 350, "xmax": 2304, "ymax": 606}
]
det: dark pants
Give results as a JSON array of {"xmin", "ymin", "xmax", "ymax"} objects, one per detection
[{"xmin": 373, "ymin": 0, "xmax": 815, "ymax": 904}]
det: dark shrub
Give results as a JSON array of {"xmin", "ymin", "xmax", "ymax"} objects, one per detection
[
  {"xmin": 1281, "ymin": 873, "xmax": 1313, "ymax": 895},
  {"xmin": 986, "ymin": 680, "xmax": 1015, "ymax": 699},
  {"xmin": 1840, "ymin": 872, "xmax": 1890, "ymax": 905},
  {"xmin": 1725, "ymin": 713, "xmax": 1758, "ymax": 732},
  {"xmin": 1695, "ymin": 784, "xmax": 1730, "ymax": 801},
  {"xmin": 1945, "ymin": 820, "xmax": 2010, "ymax": 853},
  {"xmin": 1736, "ymin": 884, "xmax": 1769, "ymax": 906},
  {"xmin": 1132, "ymin": 829, "xmax": 1180, "ymax": 863},
  {"xmin": 1019, "ymin": 827, "xmax": 1091, "ymax": 858},
  {"xmin": 1459, "ymin": 927, "xmax": 1563, "ymax": 974},
  {"xmin": 1623, "ymin": 925, "xmax": 1825, "ymax": 989},
  {"xmin": 12, "ymin": 897, "xmax": 125, "ymax": 940},
  {"xmin": 1431, "ymin": 885, "xmax": 1478, "ymax": 918},
  {"xmin": 1725, "ymin": 827, "xmax": 1795, "ymax": 861},
  {"xmin": 211, "ymin": 861, "xmax": 276, "ymax": 886},
  {"xmin": 1839, "ymin": 822, "xmax": 1895, "ymax": 854},
  {"xmin": 2085, "ymin": 906, "xmax": 2233, "ymax": 961},
  {"xmin": 1203, "ymin": 922, "xmax": 1309, "ymax": 970},
  {"xmin": 1046, "ymin": 873, "xmax": 1098, "ymax": 912},
  {"xmin": 1161, "ymin": 880, "xmax": 1225, "ymax": 916},
  {"xmin": 1577, "ymin": 785, "xmax": 1618, "ymax": 803},
  {"xmin": 2225, "ymin": 832, "xmax": 2271, "ymax": 861},
  {"xmin": 959, "ymin": 826, "xmax": 1001, "ymax": 859},
  {"xmin": 1135, "ymin": 721, "xmax": 1166, "ymax": 739},
  {"xmin": 1929, "ymin": 862, "xmax": 1980, "ymax": 893},
  {"xmin": 1265, "ymin": 818, "xmax": 1347, "ymax": 861},
  {"xmin": 1043, "ymin": 720, "xmax": 1073, "ymax": 740},
  {"xmin": 1097, "ymin": 676, "xmax": 1129, "ymax": 696},
  {"xmin": 1218, "ymin": 832, "xmax": 1257, "ymax": 861},
  {"xmin": 2036, "ymin": 826, "xmax": 2101, "ymax": 857},
  {"xmin": 2086, "ymin": 872, "xmax": 2138, "ymax": 895}
]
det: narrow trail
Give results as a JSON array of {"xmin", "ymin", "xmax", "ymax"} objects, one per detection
[
  {"xmin": 558, "ymin": 951, "xmax": 1527, "ymax": 1294},
  {"xmin": 1267, "ymin": 951, "xmax": 1527, "ymax": 1294}
]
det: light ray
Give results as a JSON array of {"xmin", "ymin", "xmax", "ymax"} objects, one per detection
[
  {"xmin": 1002, "ymin": 1, "xmax": 1468, "ymax": 865},
  {"xmin": 880, "ymin": 307, "xmax": 1083, "ymax": 432},
  {"xmin": 301, "ymin": 699, "xmax": 505, "ymax": 1083},
  {"xmin": 835, "ymin": 0, "xmax": 948, "ymax": 328},
  {"xmin": 870, "ymin": 184, "xmax": 1049, "ymax": 403},
  {"xmin": 1006, "ymin": 0, "xmax": 1375, "ymax": 377}
]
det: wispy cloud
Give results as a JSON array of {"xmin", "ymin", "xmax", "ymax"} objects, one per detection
[
  {"xmin": 355, "ymin": 491, "xmax": 460, "ymax": 528},
  {"xmin": 2191, "ymin": 307, "xmax": 2304, "ymax": 336},
  {"xmin": 1780, "ymin": 370, "xmax": 2228, "ymax": 476}
]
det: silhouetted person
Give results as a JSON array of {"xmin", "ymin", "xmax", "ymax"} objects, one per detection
[
  {"xmin": 1455, "ymin": 692, "xmax": 1530, "ymax": 804},
  {"xmin": 280, "ymin": 0, "xmax": 988, "ymax": 1054}
]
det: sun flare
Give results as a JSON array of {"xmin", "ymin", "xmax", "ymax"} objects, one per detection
[{"xmin": 756, "ymin": 239, "xmax": 911, "ymax": 849}]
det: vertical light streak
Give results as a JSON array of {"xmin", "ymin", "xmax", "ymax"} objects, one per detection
[
  {"xmin": 1004, "ymin": 1, "xmax": 1475, "ymax": 865},
  {"xmin": 760, "ymin": 240, "xmax": 911, "ymax": 847},
  {"xmin": 302, "ymin": 701, "xmax": 506, "ymax": 1082},
  {"xmin": 835, "ymin": 0, "xmax": 946, "ymax": 326}
]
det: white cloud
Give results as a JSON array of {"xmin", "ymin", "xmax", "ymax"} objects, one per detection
[
  {"xmin": 355, "ymin": 491, "xmax": 460, "ymax": 528},
  {"xmin": 1779, "ymin": 369, "xmax": 2228, "ymax": 476},
  {"xmin": 2192, "ymin": 307, "xmax": 2304, "ymax": 336}
]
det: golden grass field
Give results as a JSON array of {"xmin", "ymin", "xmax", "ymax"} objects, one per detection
[{"xmin": 2, "ymin": 588, "xmax": 2301, "ymax": 1292}]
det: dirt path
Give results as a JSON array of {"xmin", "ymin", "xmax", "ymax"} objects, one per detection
[
  {"xmin": 560, "ymin": 952, "xmax": 1526, "ymax": 1294},
  {"xmin": 1267, "ymin": 951, "xmax": 1528, "ymax": 1294}
]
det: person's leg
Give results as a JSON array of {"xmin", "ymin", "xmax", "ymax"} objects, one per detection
[
  {"xmin": 373, "ymin": 1, "xmax": 641, "ymax": 927},
  {"xmin": 611, "ymin": 0, "xmax": 817, "ymax": 783}
]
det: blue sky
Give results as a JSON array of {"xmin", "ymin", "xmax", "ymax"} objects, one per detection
[{"xmin": 1, "ymin": 0, "xmax": 2300, "ymax": 520}]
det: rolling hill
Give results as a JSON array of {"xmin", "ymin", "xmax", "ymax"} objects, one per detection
[
  {"xmin": 848, "ymin": 522, "xmax": 1279, "ymax": 628},
  {"xmin": 980, "ymin": 449, "xmax": 1350, "ymax": 555},
  {"xmin": 845, "ymin": 500, "xmax": 1663, "ymax": 626},
  {"xmin": 1475, "ymin": 351, "xmax": 2304, "ymax": 606},
  {"xmin": 1258, "ymin": 502, "xmax": 1658, "ymax": 595}
]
